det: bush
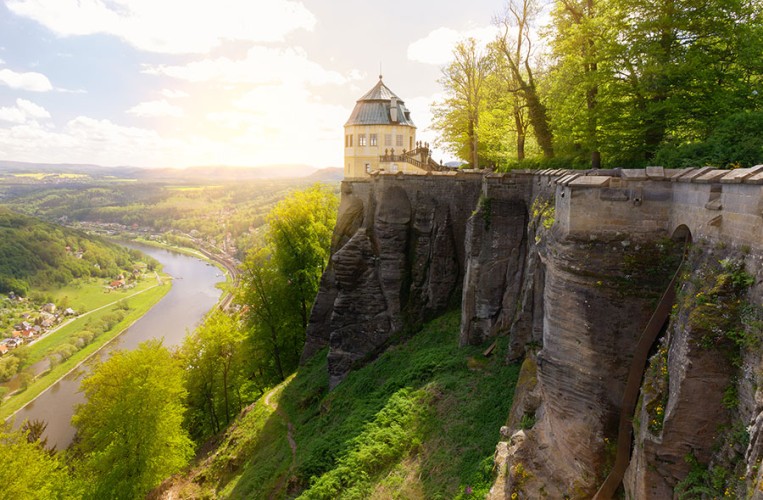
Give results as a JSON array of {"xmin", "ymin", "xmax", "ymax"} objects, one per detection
[{"xmin": 655, "ymin": 111, "xmax": 763, "ymax": 168}]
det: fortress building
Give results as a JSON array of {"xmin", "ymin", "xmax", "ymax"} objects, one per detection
[{"xmin": 344, "ymin": 76, "xmax": 444, "ymax": 178}]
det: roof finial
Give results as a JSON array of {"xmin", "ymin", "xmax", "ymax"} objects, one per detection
[{"xmin": 379, "ymin": 61, "xmax": 383, "ymax": 80}]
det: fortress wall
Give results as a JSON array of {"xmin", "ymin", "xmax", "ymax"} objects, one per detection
[
  {"xmin": 544, "ymin": 168, "xmax": 763, "ymax": 250},
  {"xmin": 307, "ymin": 166, "xmax": 763, "ymax": 387}
]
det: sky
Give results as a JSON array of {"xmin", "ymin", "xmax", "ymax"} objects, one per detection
[{"xmin": 0, "ymin": 0, "xmax": 503, "ymax": 169}]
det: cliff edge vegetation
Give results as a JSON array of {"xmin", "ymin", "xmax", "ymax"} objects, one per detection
[{"xmin": 156, "ymin": 310, "xmax": 520, "ymax": 499}]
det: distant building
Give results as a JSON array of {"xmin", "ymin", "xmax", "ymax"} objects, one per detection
[{"xmin": 343, "ymin": 76, "xmax": 444, "ymax": 178}]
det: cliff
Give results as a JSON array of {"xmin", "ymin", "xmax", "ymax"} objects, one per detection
[{"xmin": 303, "ymin": 165, "xmax": 763, "ymax": 497}]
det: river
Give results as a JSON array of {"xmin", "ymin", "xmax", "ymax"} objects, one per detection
[{"xmin": 11, "ymin": 244, "xmax": 225, "ymax": 450}]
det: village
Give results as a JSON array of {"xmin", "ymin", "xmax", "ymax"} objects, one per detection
[{"xmin": 0, "ymin": 273, "xmax": 140, "ymax": 356}]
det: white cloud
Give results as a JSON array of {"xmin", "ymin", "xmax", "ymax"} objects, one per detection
[
  {"xmin": 127, "ymin": 99, "xmax": 184, "ymax": 118},
  {"xmin": 0, "ymin": 106, "xmax": 25, "ymax": 124},
  {"xmin": 0, "ymin": 116, "xmax": 184, "ymax": 166},
  {"xmin": 0, "ymin": 98, "xmax": 51, "ymax": 124},
  {"xmin": 16, "ymin": 98, "xmax": 50, "ymax": 119},
  {"xmin": 161, "ymin": 89, "xmax": 189, "ymax": 99},
  {"xmin": 144, "ymin": 46, "xmax": 349, "ymax": 86},
  {"xmin": 408, "ymin": 26, "xmax": 498, "ymax": 66},
  {"xmin": 6, "ymin": 0, "xmax": 316, "ymax": 54},
  {"xmin": 0, "ymin": 68, "xmax": 53, "ymax": 92}
]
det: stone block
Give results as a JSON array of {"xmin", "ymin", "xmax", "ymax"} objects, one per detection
[
  {"xmin": 745, "ymin": 171, "xmax": 763, "ymax": 185},
  {"xmin": 646, "ymin": 166, "xmax": 665, "ymax": 179},
  {"xmin": 665, "ymin": 167, "xmax": 695, "ymax": 180},
  {"xmin": 620, "ymin": 169, "xmax": 649, "ymax": 180},
  {"xmin": 676, "ymin": 167, "xmax": 714, "ymax": 182},
  {"xmin": 693, "ymin": 169, "xmax": 728, "ymax": 183},
  {"xmin": 720, "ymin": 165, "xmax": 763, "ymax": 184},
  {"xmin": 557, "ymin": 174, "xmax": 581, "ymax": 186},
  {"xmin": 569, "ymin": 176, "xmax": 611, "ymax": 188}
]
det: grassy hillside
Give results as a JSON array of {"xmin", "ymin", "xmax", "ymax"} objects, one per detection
[
  {"xmin": 0, "ymin": 207, "xmax": 144, "ymax": 295},
  {"xmin": 159, "ymin": 310, "xmax": 520, "ymax": 499}
]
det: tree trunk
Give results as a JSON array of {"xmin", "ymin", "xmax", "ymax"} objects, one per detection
[
  {"xmin": 514, "ymin": 106, "xmax": 526, "ymax": 160},
  {"xmin": 524, "ymin": 89, "xmax": 555, "ymax": 158},
  {"xmin": 271, "ymin": 327, "xmax": 285, "ymax": 381},
  {"xmin": 222, "ymin": 358, "xmax": 231, "ymax": 424}
]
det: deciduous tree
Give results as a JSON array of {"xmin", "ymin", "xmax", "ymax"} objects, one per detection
[
  {"xmin": 181, "ymin": 310, "xmax": 248, "ymax": 439},
  {"xmin": 433, "ymin": 38, "xmax": 492, "ymax": 168},
  {"xmin": 72, "ymin": 340, "xmax": 193, "ymax": 499}
]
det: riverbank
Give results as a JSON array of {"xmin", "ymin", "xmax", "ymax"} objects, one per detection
[
  {"xmin": 1, "ymin": 281, "xmax": 171, "ymax": 420},
  {"xmin": 121, "ymin": 236, "xmax": 238, "ymax": 310}
]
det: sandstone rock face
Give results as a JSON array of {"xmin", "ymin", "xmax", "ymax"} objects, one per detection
[
  {"xmin": 460, "ymin": 198, "xmax": 528, "ymax": 346},
  {"xmin": 301, "ymin": 190, "xmax": 366, "ymax": 361},
  {"xmin": 625, "ymin": 248, "xmax": 763, "ymax": 499},
  {"xmin": 303, "ymin": 176, "xmax": 483, "ymax": 387},
  {"xmin": 304, "ymin": 170, "xmax": 763, "ymax": 497},
  {"xmin": 477, "ymin": 191, "xmax": 687, "ymax": 496}
]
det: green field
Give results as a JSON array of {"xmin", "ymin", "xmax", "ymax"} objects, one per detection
[
  {"xmin": 24, "ymin": 278, "xmax": 165, "ymax": 366},
  {"xmin": 0, "ymin": 281, "xmax": 171, "ymax": 420},
  {"xmin": 44, "ymin": 274, "xmax": 159, "ymax": 317}
]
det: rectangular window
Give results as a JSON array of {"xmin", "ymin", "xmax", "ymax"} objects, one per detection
[
  {"xmin": 358, "ymin": 134, "xmax": 367, "ymax": 146},
  {"xmin": 396, "ymin": 135, "xmax": 403, "ymax": 147},
  {"xmin": 384, "ymin": 134, "xmax": 392, "ymax": 146},
  {"xmin": 370, "ymin": 134, "xmax": 377, "ymax": 146},
  {"xmin": 410, "ymin": 136, "xmax": 413, "ymax": 150}
]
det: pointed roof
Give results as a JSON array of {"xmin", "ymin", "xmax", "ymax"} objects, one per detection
[
  {"xmin": 358, "ymin": 77, "xmax": 400, "ymax": 101},
  {"xmin": 345, "ymin": 76, "xmax": 416, "ymax": 127}
]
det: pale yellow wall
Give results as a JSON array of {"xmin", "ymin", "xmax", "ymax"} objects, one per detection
[{"xmin": 343, "ymin": 123, "xmax": 417, "ymax": 178}]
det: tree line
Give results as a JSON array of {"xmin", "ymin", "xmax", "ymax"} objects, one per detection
[
  {"xmin": 0, "ymin": 184, "xmax": 338, "ymax": 499},
  {"xmin": 434, "ymin": 0, "xmax": 763, "ymax": 170}
]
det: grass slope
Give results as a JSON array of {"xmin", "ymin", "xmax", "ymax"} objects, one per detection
[{"xmin": 164, "ymin": 310, "xmax": 520, "ymax": 499}]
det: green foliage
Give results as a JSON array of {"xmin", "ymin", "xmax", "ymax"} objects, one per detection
[
  {"xmin": 0, "ymin": 423, "xmax": 82, "ymax": 499},
  {"xmin": 184, "ymin": 311, "xmax": 521, "ymax": 499},
  {"xmin": 644, "ymin": 341, "xmax": 669, "ymax": 434},
  {"xmin": 432, "ymin": 38, "xmax": 492, "ymax": 168},
  {"xmin": 266, "ymin": 184, "xmax": 338, "ymax": 330},
  {"xmin": 674, "ymin": 453, "xmax": 728, "ymax": 500},
  {"xmin": 475, "ymin": 195, "xmax": 492, "ymax": 230},
  {"xmin": 519, "ymin": 413, "xmax": 536, "ymax": 430},
  {"xmin": 687, "ymin": 258, "xmax": 754, "ymax": 362},
  {"xmin": 0, "ymin": 352, "xmax": 23, "ymax": 382},
  {"xmin": 239, "ymin": 185, "xmax": 338, "ymax": 386},
  {"xmin": 72, "ymin": 340, "xmax": 194, "ymax": 499},
  {"xmin": 656, "ymin": 111, "xmax": 763, "ymax": 168},
  {"xmin": 298, "ymin": 388, "xmax": 432, "ymax": 499},
  {"xmin": 180, "ymin": 309, "xmax": 251, "ymax": 441},
  {"xmin": 435, "ymin": 0, "xmax": 763, "ymax": 168},
  {"xmin": 0, "ymin": 207, "xmax": 145, "ymax": 295}
]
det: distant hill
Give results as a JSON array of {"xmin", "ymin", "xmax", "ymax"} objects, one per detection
[
  {"xmin": 0, "ymin": 207, "xmax": 145, "ymax": 296},
  {"xmin": 0, "ymin": 161, "xmax": 334, "ymax": 181},
  {"xmin": 307, "ymin": 167, "xmax": 343, "ymax": 181}
]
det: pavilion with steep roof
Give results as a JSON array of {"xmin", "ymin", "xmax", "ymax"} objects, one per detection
[{"xmin": 343, "ymin": 76, "xmax": 444, "ymax": 178}]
